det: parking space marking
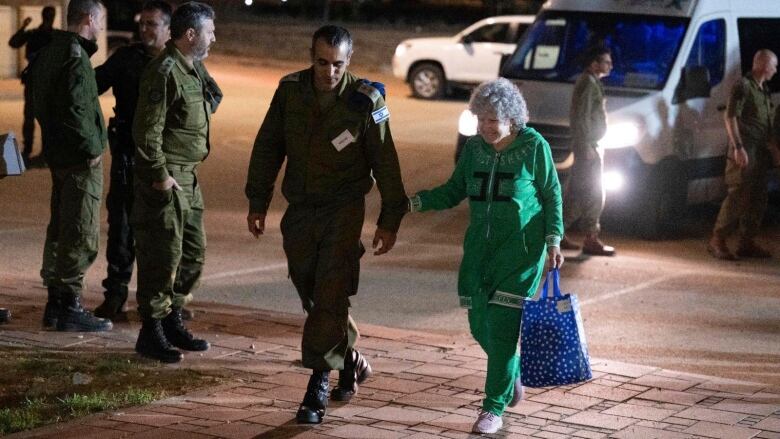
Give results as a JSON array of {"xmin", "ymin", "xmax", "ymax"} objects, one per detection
[
  {"xmin": 0, "ymin": 227, "xmax": 40, "ymax": 235},
  {"xmin": 200, "ymin": 262, "xmax": 289, "ymax": 282},
  {"xmin": 580, "ymin": 271, "xmax": 693, "ymax": 306}
]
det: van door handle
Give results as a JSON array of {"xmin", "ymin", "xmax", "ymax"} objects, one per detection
[{"xmin": 717, "ymin": 104, "xmax": 727, "ymax": 112}]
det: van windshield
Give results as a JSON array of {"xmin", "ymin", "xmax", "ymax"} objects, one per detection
[{"xmin": 502, "ymin": 11, "xmax": 689, "ymax": 90}]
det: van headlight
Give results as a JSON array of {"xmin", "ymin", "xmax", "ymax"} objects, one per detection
[
  {"xmin": 602, "ymin": 170, "xmax": 625, "ymax": 192},
  {"xmin": 458, "ymin": 110, "xmax": 478, "ymax": 136},
  {"xmin": 600, "ymin": 121, "xmax": 641, "ymax": 150}
]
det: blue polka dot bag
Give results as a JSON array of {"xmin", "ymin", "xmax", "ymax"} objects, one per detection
[{"xmin": 520, "ymin": 268, "xmax": 592, "ymax": 387}]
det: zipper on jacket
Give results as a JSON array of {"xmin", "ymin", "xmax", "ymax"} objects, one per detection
[{"xmin": 484, "ymin": 151, "xmax": 500, "ymax": 240}]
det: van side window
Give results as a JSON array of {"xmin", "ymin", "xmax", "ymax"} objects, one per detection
[
  {"xmin": 737, "ymin": 18, "xmax": 780, "ymax": 92},
  {"xmin": 685, "ymin": 19, "xmax": 725, "ymax": 87},
  {"xmin": 466, "ymin": 23, "xmax": 510, "ymax": 44}
]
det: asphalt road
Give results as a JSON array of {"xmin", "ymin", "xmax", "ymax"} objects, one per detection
[{"xmin": 1, "ymin": 57, "xmax": 779, "ymax": 387}]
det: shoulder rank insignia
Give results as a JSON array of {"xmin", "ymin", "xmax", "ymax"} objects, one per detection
[
  {"xmin": 158, "ymin": 57, "xmax": 175, "ymax": 75},
  {"xmin": 357, "ymin": 83, "xmax": 382, "ymax": 103},
  {"xmin": 70, "ymin": 42, "xmax": 81, "ymax": 58},
  {"xmin": 372, "ymin": 106, "xmax": 390, "ymax": 124},
  {"xmin": 280, "ymin": 72, "xmax": 300, "ymax": 83},
  {"xmin": 149, "ymin": 88, "xmax": 163, "ymax": 104}
]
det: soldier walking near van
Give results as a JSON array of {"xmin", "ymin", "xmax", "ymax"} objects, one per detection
[
  {"xmin": 560, "ymin": 45, "xmax": 616, "ymax": 256},
  {"xmin": 131, "ymin": 2, "xmax": 216, "ymax": 363},
  {"xmin": 245, "ymin": 25, "xmax": 407, "ymax": 424},
  {"xmin": 708, "ymin": 49, "xmax": 777, "ymax": 260},
  {"xmin": 8, "ymin": 6, "xmax": 55, "ymax": 167},
  {"xmin": 30, "ymin": 0, "xmax": 113, "ymax": 332}
]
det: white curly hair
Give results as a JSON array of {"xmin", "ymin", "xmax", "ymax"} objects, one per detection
[{"xmin": 468, "ymin": 78, "xmax": 529, "ymax": 133}]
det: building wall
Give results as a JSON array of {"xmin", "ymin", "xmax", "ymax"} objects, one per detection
[{"xmin": 0, "ymin": 0, "xmax": 107, "ymax": 79}]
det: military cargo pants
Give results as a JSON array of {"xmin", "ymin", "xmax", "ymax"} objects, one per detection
[
  {"xmin": 41, "ymin": 162, "xmax": 103, "ymax": 298},
  {"xmin": 281, "ymin": 199, "xmax": 365, "ymax": 371},
  {"xmin": 132, "ymin": 165, "xmax": 205, "ymax": 320},
  {"xmin": 563, "ymin": 146, "xmax": 604, "ymax": 234},
  {"xmin": 103, "ymin": 130, "xmax": 135, "ymax": 294},
  {"xmin": 713, "ymin": 148, "xmax": 770, "ymax": 242},
  {"xmin": 468, "ymin": 293, "xmax": 522, "ymax": 417}
]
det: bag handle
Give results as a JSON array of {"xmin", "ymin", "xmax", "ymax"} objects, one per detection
[{"xmin": 541, "ymin": 268, "xmax": 562, "ymax": 299}]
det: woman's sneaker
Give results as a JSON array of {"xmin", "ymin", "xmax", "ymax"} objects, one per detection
[{"xmin": 472, "ymin": 409, "xmax": 503, "ymax": 434}]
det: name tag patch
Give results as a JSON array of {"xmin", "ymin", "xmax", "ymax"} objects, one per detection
[
  {"xmin": 331, "ymin": 129, "xmax": 355, "ymax": 152},
  {"xmin": 372, "ymin": 106, "xmax": 390, "ymax": 124}
]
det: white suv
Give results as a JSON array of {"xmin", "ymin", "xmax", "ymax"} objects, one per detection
[{"xmin": 392, "ymin": 15, "xmax": 534, "ymax": 99}]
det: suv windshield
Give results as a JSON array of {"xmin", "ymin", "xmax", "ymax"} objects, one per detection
[{"xmin": 502, "ymin": 11, "xmax": 689, "ymax": 90}]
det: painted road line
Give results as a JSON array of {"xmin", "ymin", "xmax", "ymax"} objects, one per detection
[
  {"xmin": 579, "ymin": 271, "xmax": 693, "ymax": 306},
  {"xmin": 200, "ymin": 262, "xmax": 289, "ymax": 282}
]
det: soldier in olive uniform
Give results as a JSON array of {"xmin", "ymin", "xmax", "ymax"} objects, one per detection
[
  {"xmin": 708, "ymin": 49, "xmax": 777, "ymax": 260},
  {"xmin": 29, "ymin": 0, "xmax": 112, "ymax": 332},
  {"xmin": 245, "ymin": 25, "xmax": 407, "ymax": 424},
  {"xmin": 560, "ymin": 45, "xmax": 616, "ymax": 256},
  {"xmin": 8, "ymin": 6, "xmax": 55, "ymax": 166},
  {"xmin": 92, "ymin": 1, "xmax": 172, "ymax": 322},
  {"xmin": 131, "ymin": 2, "xmax": 215, "ymax": 363}
]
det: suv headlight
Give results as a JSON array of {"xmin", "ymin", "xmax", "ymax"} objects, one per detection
[
  {"xmin": 458, "ymin": 110, "xmax": 478, "ymax": 136},
  {"xmin": 394, "ymin": 42, "xmax": 411, "ymax": 58},
  {"xmin": 600, "ymin": 121, "xmax": 641, "ymax": 150}
]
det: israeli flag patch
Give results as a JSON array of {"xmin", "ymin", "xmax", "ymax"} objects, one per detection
[{"xmin": 372, "ymin": 106, "xmax": 390, "ymax": 124}]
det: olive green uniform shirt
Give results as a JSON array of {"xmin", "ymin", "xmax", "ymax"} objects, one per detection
[
  {"xmin": 727, "ymin": 74, "xmax": 774, "ymax": 151},
  {"xmin": 246, "ymin": 68, "xmax": 406, "ymax": 232},
  {"xmin": 29, "ymin": 30, "xmax": 106, "ymax": 168},
  {"xmin": 133, "ymin": 41, "xmax": 211, "ymax": 184},
  {"xmin": 570, "ymin": 72, "xmax": 607, "ymax": 153}
]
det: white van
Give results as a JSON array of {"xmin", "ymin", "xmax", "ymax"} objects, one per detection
[{"xmin": 456, "ymin": 0, "xmax": 780, "ymax": 237}]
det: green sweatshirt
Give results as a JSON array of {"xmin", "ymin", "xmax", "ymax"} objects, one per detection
[{"xmin": 411, "ymin": 128, "xmax": 563, "ymax": 308}]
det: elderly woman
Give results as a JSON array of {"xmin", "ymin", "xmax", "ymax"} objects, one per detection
[{"xmin": 408, "ymin": 78, "xmax": 564, "ymax": 434}]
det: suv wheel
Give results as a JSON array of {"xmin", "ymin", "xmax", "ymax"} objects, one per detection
[{"xmin": 410, "ymin": 63, "xmax": 446, "ymax": 99}]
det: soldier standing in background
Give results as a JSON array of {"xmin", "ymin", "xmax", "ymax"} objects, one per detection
[
  {"xmin": 93, "ymin": 0, "xmax": 173, "ymax": 322},
  {"xmin": 131, "ymin": 1, "xmax": 215, "ymax": 363},
  {"xmin": 8, "ymin": 6, "xmax": 56, "ymax": 167},
  {"xmin": 708, "ymin": 49, "xmax": 777, "ymax": 260},
  {"xmin": 30, "ymin": 0, "xmax": 112, "ymax": 332},
  {"xmin": 560, "ymin": 45, "xmax": 616, "ymax": 256},
  {"xmin": 245, "ymin": 25, "xmax": 407, "ymax": 424}
]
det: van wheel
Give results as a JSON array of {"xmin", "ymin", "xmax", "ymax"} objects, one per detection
[
  {"xmin": 410, "ymin": 63, "xmax": 446, "ymax": 99},
  {"xmin": 636, "ymin": 158, "xmax": 688, "ymax": 239}
]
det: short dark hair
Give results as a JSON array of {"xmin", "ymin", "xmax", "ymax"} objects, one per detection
[
  {"xmin": 142, "ymin": 1, "xmax": 173, "ymax": 25},
  {"xmin": 311, "ymin": 25, "xmax": 352, "ymax": 53},
  {"xmin": 42, "ymin": 6, "xmax": 56, "ymax": 22},
  {"xmin": 66, "ymin": 0, "xmax": 103, "ymax": 27},
  {"xmin": 581, "ymin": 44, "xmax": 611, "ymax": 68},
  {"xmin": 170, "ymin": 1, "xmax": 214, "ymax": 40}
]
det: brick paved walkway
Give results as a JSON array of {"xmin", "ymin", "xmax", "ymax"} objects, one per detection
[{"xmin": 2, "ymin": 283, "xmax": 779, "ymax": 439}]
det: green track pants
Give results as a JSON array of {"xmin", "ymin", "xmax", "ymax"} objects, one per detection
[{"xmin": 468, "ymin": 294, "xmax": 523, "ymax": 416}]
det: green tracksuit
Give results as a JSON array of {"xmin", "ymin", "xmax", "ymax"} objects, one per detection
[{"xmin": 410, "ymin": 128, "xmax": 563, "ymax": 415}]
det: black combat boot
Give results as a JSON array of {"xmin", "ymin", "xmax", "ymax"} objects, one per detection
[
  {"xmin": 43, "ymin": 287, "xmax": 61, "ymax": 328},
  {"xmin": 136, "ymin": 318, "xmax": 183, "ymax": 363},
  {"xmin": 331, "ymin": 349, "xmax": 373, "ymax": 402},
  {"xmin": 93, "ymin": 286, "xmax": 129, "ymax": 321},
  {"xmin": 56, "ymin": 294, "xmax": 113, "ymax": 332},
  {"xmin": 296, "ymin": 370, "xmax": 330, "ymax": 424},
  {"xmin": 161, "ymin": 308, "xmax": 209, "ymax": 351}
]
